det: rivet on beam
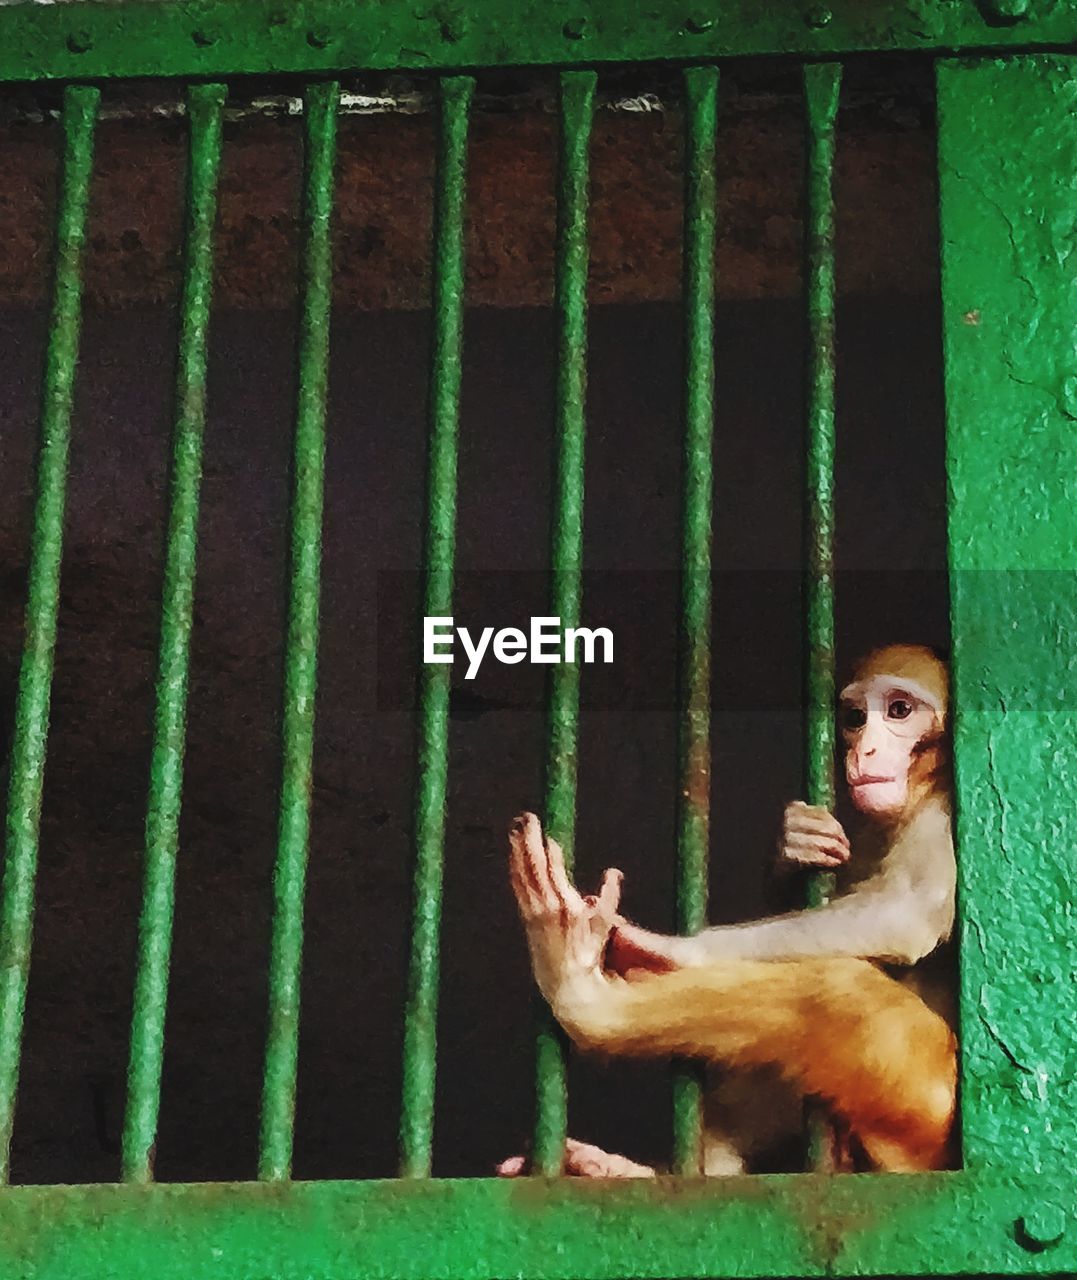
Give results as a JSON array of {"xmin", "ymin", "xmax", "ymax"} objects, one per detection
[{"xmin": 1017, "ymin": 1206, "xmax": 1067, "ymax": 1251}]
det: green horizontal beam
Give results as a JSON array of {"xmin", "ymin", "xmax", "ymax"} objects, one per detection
[
  {"xmin": 0, "ymin": 0, "xmax": 1073, "ymax": 82},
  {"xmin": 0, "ymin": 1171, "xmax": 1071, "ymax": 1279}
]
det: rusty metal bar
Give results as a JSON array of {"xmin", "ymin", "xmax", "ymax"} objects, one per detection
[
  {"xmin": 398, "ymin": 75, "xmax": 474, "ymax": 1180},
  {"xmin": 258, "ymin": 79, "xmax": 338, "ymax": 1183},
  {"xmin": 802, "ymin": 59, "xmax": 841, "ymax": 1172},
  {"xmin": 802, "ymin": 61, "xmax": 841, "ymax": 898},
  {"xmin": 0, "ymin": 84, "xmax": 99, "ymax": 1184},
  {"xmin": 671, "ymin": 64, "xmax": 718, "ymax": 1178},
  {"xmin": 532, "ymin": 68, "xmax": 597, "ymax": 1179},
  {"xmin": 122, "ymin": 82, "xmax": 226, "ymax": 1185}
]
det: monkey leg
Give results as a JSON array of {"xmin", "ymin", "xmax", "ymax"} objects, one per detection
[{"xmin": 554, "ymin": 957, "xmax": 956, "ymax": 1173}]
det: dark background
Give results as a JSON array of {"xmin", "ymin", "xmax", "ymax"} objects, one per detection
[{"xmin": 0, "ymin": 63, "xmax": 948, "ymax": 1184}]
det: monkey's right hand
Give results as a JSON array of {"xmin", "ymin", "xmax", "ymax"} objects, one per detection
[
  {"xmin": 509, "ymin": 812, "xmax": 622, "ymax": 1010},
  {"xmin": 496, "ymin": 1138, "xmax": 656, "ymax": 1179},
  {"xmin": 779, "ymin": 800, "xmax": 850, "ymax": 869}
]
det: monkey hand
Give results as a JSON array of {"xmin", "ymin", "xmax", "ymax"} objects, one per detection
[
  {"xmin": 606, "ymin": 921, "xmax": 683, "ymax": 977},
  {"xmin": 779, "ymin": 800, "xmax": 850, "ymax": 869},
  {"xmin": 496, "ymin": 1137, "xmax": 656, "ymax": 1179},
  {"xmin": 509, "ymin": 812, "xmax": 621, "ymax": 1010}
]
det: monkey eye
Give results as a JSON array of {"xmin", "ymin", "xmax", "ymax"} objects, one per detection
[
  {"xmin": 887, "ymin": 698, "xmax": 914, "ymax": 720},
  {"xmin": 841, "ymin": 705, "xmax": 867, "ymax": 730}
]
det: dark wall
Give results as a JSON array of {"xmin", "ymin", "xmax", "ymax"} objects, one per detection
[{"xmin": 0, "ymin": 295, "xmax": 947, "ymax": 1183}]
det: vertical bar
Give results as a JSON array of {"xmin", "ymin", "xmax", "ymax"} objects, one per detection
[
  {"xmin": 258, "ymin": 80, "xmax": 338, "ymax": 1182},
  {"xmin": 802, "ymin": 60, "xmax": 841, "ymax": 1171},
  {"xmin": 937, "ymin": 54, "xmax": 1076, "ymax": 1172},
  {"xmin": 0, "ymin": 84, "xmax": 98, "ymax": 1184},
  {"xmin": 802, "ymin": 62, "xmax": 841, "ymax": 893},
  {"xmin": 532, "ymin": 68, "xmax": 596, "ymax": 1178},
  {"xmin": 398, "ymin": 75, "xmax": 474, "ymax": 1180},
  {"xmin": 671, "ymin": 65, "xmax": 718, "ymax": 1178},
  {"xmin": 122, "ymin": 83, "xmax": 225, "ymax": 1185}
]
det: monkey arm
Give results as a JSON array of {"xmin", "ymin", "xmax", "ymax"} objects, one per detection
[
  {"xmin": 612, "ymin": 796, "xmax": 955, "ymax": 971},
  {"xmin": 508, "ymin": 808, "xmax": 956, "ymax": 1173},
  {"xmin": 637, "ymin": 886, "xmax": 946, "ymax": 968}
]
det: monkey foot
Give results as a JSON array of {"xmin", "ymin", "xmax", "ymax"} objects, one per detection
[{"xmin": 496, "ymin": 1138, "xmax": 656, "ymax": 1179}]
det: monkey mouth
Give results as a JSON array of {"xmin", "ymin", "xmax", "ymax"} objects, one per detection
[{"xmin": 850, "ymin": 775, "xmax": 895, "ymax": 787}]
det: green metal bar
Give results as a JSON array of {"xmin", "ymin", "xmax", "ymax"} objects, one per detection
[
  {"xmin": 0, "ymin": 0, "xmax": 1072, "ymax": 84},
  {"xmin": 670, "ymin": 64, "xmax": 718, "ymax": 1179},
  {"xmin": 801, "ymin": 60, "xmax": 841, "ymax": 1174},
  {"xmin": 398, "ymin": 75, "xmax": 474, "ymax": 1180},
  {"xmin": 122, "ymin": 82, "xmax": 225, "ymax": 1187},
  {"xmin": 801, "ymin": 61, "xmax": 841, "ymax": 901},
  {"xmin": 258, "ymin": 79, "xmax": 338, "ymax": 1183},
  {"xmin": 0, "ymin": 1169, "xmax": 1073, "ymax": 1280},
  {"xmin": 938, "ymin": 53, "xmax": 1077, "ymax": 1175},
  {"xmin": 533, "ymin": 68, "xmax": 596, "ymax": 1179},
  {"xmin": 0, "ymin": 84, "xmax": 98, "ymax": 1185}
]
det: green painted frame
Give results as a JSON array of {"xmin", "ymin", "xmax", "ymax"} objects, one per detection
[
  {"xmin": 0, "ymin": 1168, "xmax": 1072, "ymax": 1277},
  {"xmin": 0, "ymin": 1, "xmax": 1073, "ymax": 1275},
  {"xmin": 0, "ymin": 0, "xmax": 1073, "ymax": 81}
]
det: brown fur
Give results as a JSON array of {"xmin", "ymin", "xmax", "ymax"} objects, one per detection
[
  {"xmin": 557, "ymin": 958, "xmax": 956, "ymax": 1172},
  {"xmin": 508, "ymin": 646, "xmax": 959, "ymax": 1176}
]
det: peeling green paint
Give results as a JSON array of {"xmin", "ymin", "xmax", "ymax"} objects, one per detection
[
  {"xmin": 534, "ymin": 68, "xmax": 596, "ymax": 1179},
  {"xmin": 938, "ymin": 54, "xmax": 1077, "ymax": 1178},
  {"xmin": 0, "ymin": 1171, "xmax": 1072, "ymax": 1279},
  {"xmin": 802, "ymin": 61, "xmax": 841, "ymax": 903},
  {"xmin": 802, "ymin": 59, "xmax": 841, "ymax": 1171},
  {"xmin": 0, "ymin": 0, "xmax": 1073, "ymax": 81},
  {"xmin": 400, "ymin": 75, "xmax": 474, "ymax": 1181},
  {"xmin": 671, "ymin": 63, "xmax": 717, "ymax": 1177},
  {"xmin": 259, "ymin": 79, "xmax": 339, "ymax": 1184},
  {"xmin": 0, "ymin": 6, "xmax": 1070, "ymax": 1279},
  {"xmin": 0, "ymin": 84, "xmax": 98, "ymax": 1185},
  {"xmin": 124, "ymin": 81, "xmax": 226, "ymax": 1188}
]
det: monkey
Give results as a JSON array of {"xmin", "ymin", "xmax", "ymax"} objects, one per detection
[
  {"xmin": 507, "ymin": 811, "xmax": 955, "ymax": 1173},
  {"xmin": 610, "ymin": 645, "xmax": 955, "ymax": 979},
  {"xmin": 500, "ymin": 644, "xmax": 958, "ymax": 1176}
]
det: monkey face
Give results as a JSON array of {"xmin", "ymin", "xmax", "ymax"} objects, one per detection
[{"xmin": 839, "ymin": 676, "xmax": 943, "ymax": 819}]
